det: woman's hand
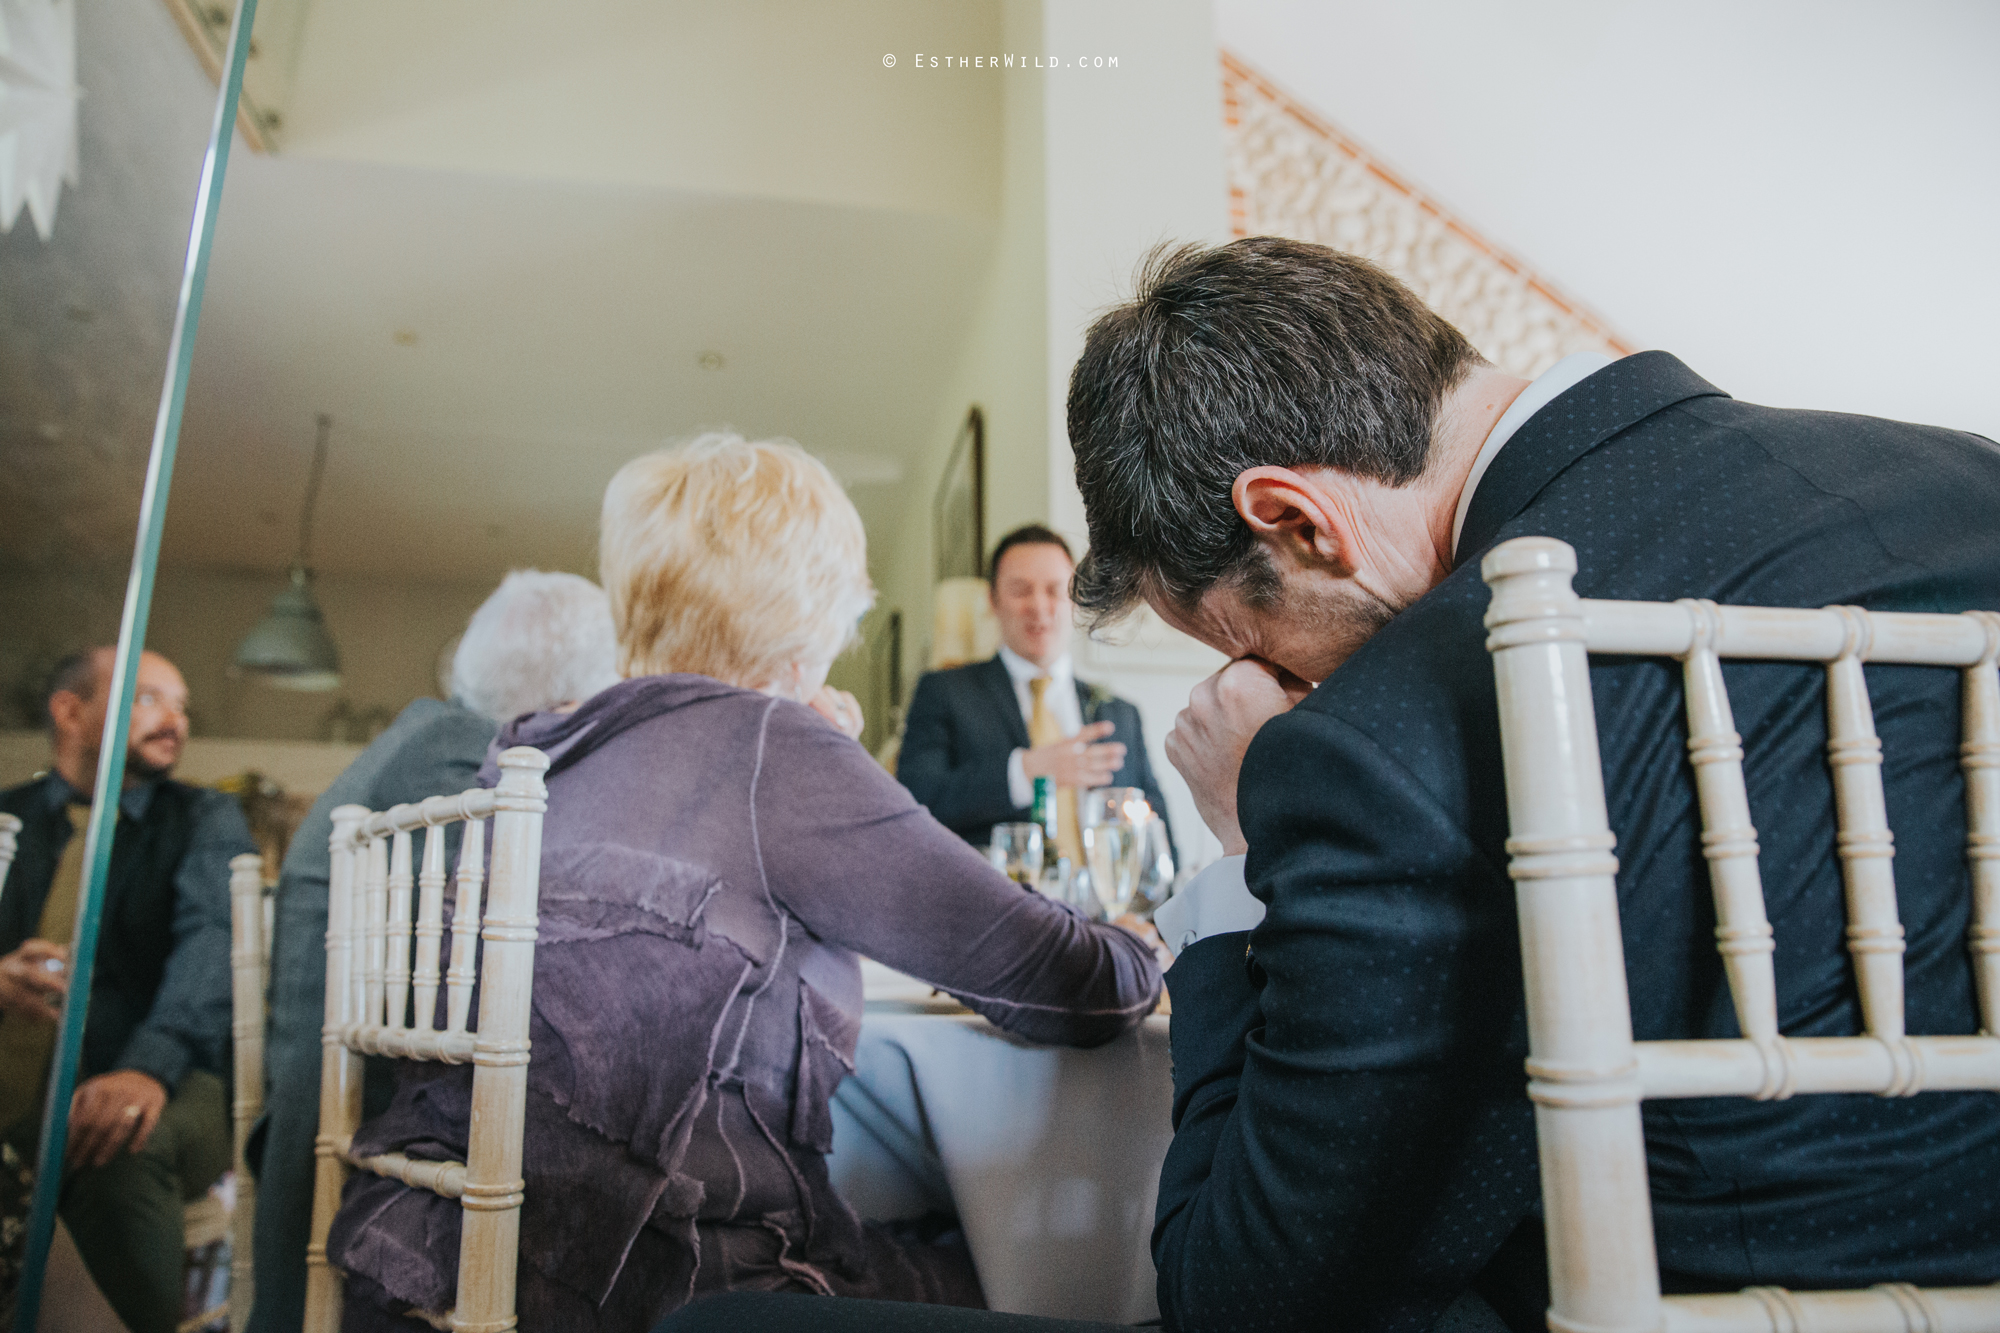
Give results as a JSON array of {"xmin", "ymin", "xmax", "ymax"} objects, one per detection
[
  {"xmin": 807, "ymin": 686, "xmax": 865, "ymax": 741},
  {"xmin": 1112, "ymin": 913, "xmax": 1176, "ymax": 972}
]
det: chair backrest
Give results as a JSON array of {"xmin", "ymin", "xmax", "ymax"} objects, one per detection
[
  {"xmin": 228, "ymin": 850, "xmax": 267, "ymax": 1330},
  {"xmin": 1480, "ymin": 536, "xmax": 2000, "ymax": 1333},
  {"xmin": 304, "ymin": 747, "xmax": 548, "ymax": 1333}
]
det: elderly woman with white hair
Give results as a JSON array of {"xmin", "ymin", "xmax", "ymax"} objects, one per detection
[
  {"xmin": 250, "ymin": 570, "xmax": 621, "ymax": 1333},
  {"xmin": 326, "ymin": 435, "xmax": 1161, "ymax": 1329}
]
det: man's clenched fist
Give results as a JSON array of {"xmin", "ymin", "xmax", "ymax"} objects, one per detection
[{"xmin": 1164, "ymin": 658, "xmax": 1311, "ymax": 856}]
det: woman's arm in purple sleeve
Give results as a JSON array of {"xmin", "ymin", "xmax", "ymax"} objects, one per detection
[{"xmin": 754, "ymin": 700, "xmax": 1160, "ymax": 1047}]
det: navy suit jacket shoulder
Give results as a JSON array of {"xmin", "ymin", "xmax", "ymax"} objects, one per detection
[
  {"xmin": 1154, "ymin": 352, "xmax": 2000, "ymax": 1333},
  {"xmin": 896, "ymin": 654, "xmax": 1173, "ymax": 854}
]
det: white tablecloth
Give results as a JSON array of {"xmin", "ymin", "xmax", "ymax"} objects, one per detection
[{"xmin": 826, "ymin": 993, "xmax": 1174, "ymax": 1323}]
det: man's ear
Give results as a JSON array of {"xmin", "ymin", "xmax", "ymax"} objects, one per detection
[
  {"xmin": 1231, "ymin": 467, "xmax": 1360, "ymax": 574},
  {"xmin": 46, "ymin": 689, "xmax": 83, "ymax": 737}
]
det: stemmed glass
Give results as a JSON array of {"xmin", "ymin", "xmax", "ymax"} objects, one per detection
[
  {"xmin": 1080, "ymin": 788, "xmax": 1152, "ymax": 919},
  {"xmin": 989, "ymin": 822, "xmax": 1045, "ymax": 889},
  {"xmin": 1133, "ymin": 816, "xmax": 1176, "ymax": 918}
]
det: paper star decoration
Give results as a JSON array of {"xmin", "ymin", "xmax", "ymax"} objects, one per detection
[{"xmin": 0, "ymin": 0, "xmax": 80, "ymax": 241}]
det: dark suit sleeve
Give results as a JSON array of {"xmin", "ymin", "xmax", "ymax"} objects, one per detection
[
  {"xmin": 895, "ymin": 671, "xmax": 1022, "ymax": 837},
  {"xmin": 1152, "ymin": 705, "xmax": 1526, "ymax": 1333}
]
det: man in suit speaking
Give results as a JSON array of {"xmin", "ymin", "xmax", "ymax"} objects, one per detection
[{"xmin": 898, "ymin": 524, "xmax": 1172, "ymax": 863}]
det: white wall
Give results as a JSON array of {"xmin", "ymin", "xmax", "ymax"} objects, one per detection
[
  {"xmin": 881, "ymin": 0, "xmax": 1238, "ymax": 869},
  {"xmin": 882, "ymin": 0, "xmax": 1052, "ymax": 694},
  {"xmin": 1218, "ymin": 0, "xmax": 2000, "ymax": 442},
  {"xmin": 1036, "ymin": 0, "xmax": 1233, "ymax": 870},
  {"xmin": 1039, "ymin": 0, "xmax": 1232, "ymax": 546}
]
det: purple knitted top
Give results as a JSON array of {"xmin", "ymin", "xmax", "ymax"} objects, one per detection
[{"xmin": 325, "ymin": 675, "xmax": 1160, "ymax": 1326}]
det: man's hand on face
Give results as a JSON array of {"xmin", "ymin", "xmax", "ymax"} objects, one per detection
[
  {"xmin": 1021, "ymin": 721, "xmax": 1126, "ymax": 789},
  {"xmin": 1165, "ymin": 658, "xmax": 1312, "ymax": 857},
  {"xmin": 67, "ymin": 1069, "xmax": 168, "ymax": 1169},
  {"xmin": 0, "ymin": 939, "xmax": 68, "ymax": 1021}
]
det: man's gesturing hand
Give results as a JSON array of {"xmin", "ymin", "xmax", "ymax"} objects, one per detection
[
  {"xmin": 68, "ymin": 1069, "xmax": 168, "ymax": 1169},
  {"xmin": 1165, "ymin": 659, "xmax": 1311, "ymax": 857},
  {"xmin": 1022, "ymin": 721, "xmax": 1125, "ymax": 789},
  {"xmin": 0, "ymin": 939, "xmax": 68, "ymax": 1021}
]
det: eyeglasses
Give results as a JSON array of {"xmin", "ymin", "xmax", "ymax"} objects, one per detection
[{"xmin": 134, "ymin": 690, "xmax": 189, "ymax": 716}]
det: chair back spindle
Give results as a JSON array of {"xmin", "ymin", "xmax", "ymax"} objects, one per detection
[
  {"xmin": 446, "ymin": 817, "xmax": 485, "ymax": 1036},
  {"xmin": 413, "ymin": 824, "xmax": 449, "ymax": 1032},
  {"xmin": 303, "ymin": 747, "xmax": 548, "ymax": 1333},
  {"xmin": 385, "ymin": 831, "xmax": 415, "ymax": 1031},
  {"xmin": 228, "ymin": 851, "xmax": 268, "ymax": 1330},
  {"xmin": 1482, "ymin": 538, "xmax": 2000, "ymax": 1333},
  {"xmin": 1963, "ymin": 612, "xmax": 2000, "ymax": 1035}
]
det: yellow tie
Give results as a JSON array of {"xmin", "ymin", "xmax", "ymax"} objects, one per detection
[
  {"xmin": 0, "ymin": 803, "xmax": 88, "ymax": 1131},
  {"xmin": 1028, "ymin": 677, "xmax": 1085, "ymax": 868}
]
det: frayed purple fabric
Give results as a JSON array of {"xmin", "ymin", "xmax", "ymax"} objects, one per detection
[{"xmin": 331, "ymin": 674, "xmax": 1160, "ymax": 1329}]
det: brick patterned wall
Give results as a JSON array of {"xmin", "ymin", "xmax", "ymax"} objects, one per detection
[{"xmin": 1222, "ymin": 51, "xmax": 1631, "ymax": 377}]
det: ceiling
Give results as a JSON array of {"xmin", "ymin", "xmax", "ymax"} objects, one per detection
[
  {"xmin": 1, "ymin": 0, "xmax": 1007, "ymax": 587},
  {"xmin": 166, "ymin": 152, "xmax": 993, "ymax": 582}
]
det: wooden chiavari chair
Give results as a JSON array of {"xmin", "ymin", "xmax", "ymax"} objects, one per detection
[
  {"xmin": 226, "ymin": 850, "xmax": 268, "ymax": 1329},
  {"xmin": 304, "ymin": 747, "xmax": 548, "ymax": 1333},
  {"xmin": 1482, "ymin": 535, "xmax": 2000, "ymax": 1333}
]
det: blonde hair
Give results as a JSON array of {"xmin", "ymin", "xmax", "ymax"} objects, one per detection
[{"xmin": 601, "ymin": 433, "xmax": 874, "ymax": 689}]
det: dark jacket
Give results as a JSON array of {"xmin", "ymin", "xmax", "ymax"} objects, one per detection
[
  {"xmin": 247, "ymin": 697, "xmax": 498, "ymax": 1333},
  {"xmin": 0, "ymin": 774, "xmax": 251, "ymax": 1094},
  {"xmin": 897, "ymin": 654, "xmax": 1174, "ymax": 855},
  {"xmin": 1156, "ymin": 352, "xmax": 2000, "ymax": 1333},
  {"xmin": 325, "ymin": 676, "xmax": 1160, "ymax": 1328}
]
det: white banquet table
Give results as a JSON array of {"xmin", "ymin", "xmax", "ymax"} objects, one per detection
[{"xmin": 827, "ymin": 964, "xmax": 1175, "ymax": 1323}]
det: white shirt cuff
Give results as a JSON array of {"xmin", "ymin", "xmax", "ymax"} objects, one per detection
[
  {"xmin": 1006, "ymin": 748, "xmax": 1033, "ymax": 811},
  {"xmin": 1153, "ymin": 855, "xmax": 1263, "ymax": 955}
]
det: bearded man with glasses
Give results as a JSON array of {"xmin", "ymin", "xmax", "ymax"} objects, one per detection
[{"xmin": 0, "ymin": 647, "xmax": 253, "ymax": 1333}]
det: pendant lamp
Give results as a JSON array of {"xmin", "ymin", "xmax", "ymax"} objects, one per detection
[{"xmin": 234, "ymin": 413, "xmax": 342, "ymax": 690}]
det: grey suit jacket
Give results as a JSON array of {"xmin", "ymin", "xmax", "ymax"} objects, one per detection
[{"xmin": 246, "ymin": 697, "xmax": 497, "ymax": 1333}]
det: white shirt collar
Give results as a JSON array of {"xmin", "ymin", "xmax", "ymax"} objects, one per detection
[
  {"xmin": 997, "ymin": 644, "xmax": 1072, "ymax": 686},
  {"xmin": 1450, "ymin": 351, "xmax": 1617, "ymax": 560}
]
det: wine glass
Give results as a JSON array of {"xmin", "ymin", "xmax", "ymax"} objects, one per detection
[
  {"xmin": 1133, "ymin": 816, "xmax": 1176, "ymax": 918},
  {"xmin": 989, "ymin": 822, "xmax": 1044, "ymax": 888},
  {"xmin": 1080, "ymin": 787, "xmax": 1150, "ymax": 918}
]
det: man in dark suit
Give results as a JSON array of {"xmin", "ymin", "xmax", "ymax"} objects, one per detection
[
  {"xmin": 898, "ymin": 524, "xmax": 1172, "ymax": 863},
  {"xmin": 0, "ymin": 647, "xmax": 253, "ymax": 1333},
  {"xmin": 1062, "ymin": 237, "xmax": 2000, "ymax": 1332}
]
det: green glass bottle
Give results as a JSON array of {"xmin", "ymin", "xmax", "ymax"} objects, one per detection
[{"xmin": 1032, "ymin": 776, "xmax": 1058, "ymax": 866}]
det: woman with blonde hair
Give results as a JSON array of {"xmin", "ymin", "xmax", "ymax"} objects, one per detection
[{"xmin": 327, "ymin": 435, "xmax": 1161, "ymax": 1329}]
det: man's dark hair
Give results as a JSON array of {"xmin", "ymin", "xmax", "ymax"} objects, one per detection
[
  {"xmin": 1066, "ymin": 236, "xmax": 1484, "ymax": 625},
  {"xmin": 988, "ymin": 524, "xmax": 1074, "ymax": 587},
  {"xmin": 45, "ymin": 649, "xmax": 105, "ymax": 729}
]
